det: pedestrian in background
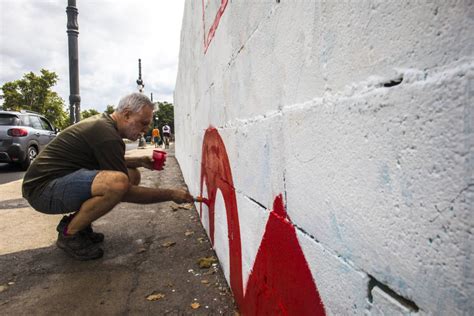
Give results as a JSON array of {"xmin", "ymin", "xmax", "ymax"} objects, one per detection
[
  {"xmin": 162, "ymin": 123, "xmax": 171, "ymax": 149},
  {"xmin": 152, "ymin": 126, "xmax": 161, "ymax": 148}
]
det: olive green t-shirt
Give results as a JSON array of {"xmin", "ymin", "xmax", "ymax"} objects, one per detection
[{"xmin": 22, "ymin": 113, "xmax": 127, "ymax": 200}]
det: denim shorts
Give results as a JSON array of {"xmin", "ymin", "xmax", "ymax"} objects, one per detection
[{"xmin": 28, "ymin": 169, "xmax": 99, "ymax": 214}]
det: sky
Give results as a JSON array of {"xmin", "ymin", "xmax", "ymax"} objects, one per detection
[{"xmin": 0, "ymin": 0, "xmax": 185, "ymax": 112}]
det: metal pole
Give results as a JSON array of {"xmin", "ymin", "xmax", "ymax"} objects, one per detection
[
  {"xmin": 136, "ymin": 58, "xmax": 144, "ymax": 92},
  {"xmin": 66, "ymin": 0, "xmax": 81, "ymax": 123}
]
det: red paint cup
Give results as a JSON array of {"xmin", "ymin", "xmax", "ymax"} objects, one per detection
[{"xmin": 152, "ymin": 149, "xmax": 167, "ymax": 170}]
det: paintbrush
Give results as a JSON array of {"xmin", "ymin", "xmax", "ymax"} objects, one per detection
[{"xmin": 194, "ymin": 196, "xmax": 210, "ymax": 206}]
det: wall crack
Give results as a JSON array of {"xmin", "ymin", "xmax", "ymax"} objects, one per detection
[{"xmin": 367, "ymin": 275, "xmax": 420, "ymax": 313}]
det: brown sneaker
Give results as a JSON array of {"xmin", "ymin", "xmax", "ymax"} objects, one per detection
[
  {"xmin": 82, "ymin": 225, "xmax": 105, "ymax": 243},
  {"xmin": 56, "ymin": 231, "xmax": 104, "ymax": 261}
]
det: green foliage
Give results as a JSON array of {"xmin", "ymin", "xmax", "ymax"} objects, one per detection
[
  {"xmin": 104, "ymin": 104, "xmax": 115, "ymax": 115},
  {"xmin": 1, "ymin": 81, "xmax": 23, "ymax": 109},
  {"xmin": 44, "ymin": 91, "xmax": 70, "ymax": 130},
  {"xmin": 1, "ymin": 69, "xmax": 70, "ymax": 129},
  {"xmin": 152, "ymin": 101, "xmax": 174, "ymax": 134},
  {"xmin": 81, "ymin": 108, "xmax": 100, "ymax": 119}
]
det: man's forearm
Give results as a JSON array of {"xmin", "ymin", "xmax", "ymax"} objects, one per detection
[
  {"xmin": 125, "ymin": 156, "xmax": 145, "ymax": 169},
  {"xmin": 122, "ymin": 186, "xmax": 192, "ymax": 204}
]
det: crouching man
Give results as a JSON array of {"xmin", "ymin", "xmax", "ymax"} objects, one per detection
[{"xmin": 22, "ymin": 92, "xmax": 193, "ymax": 261}]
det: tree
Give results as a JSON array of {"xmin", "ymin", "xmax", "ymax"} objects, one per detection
[
  {"xmin": 81, "ymin": 108, "xmax": 100, "ymax": 119},
  {"xmin": 152, "ymin": 101, "xmax": 174, "ymax": 135},
  {"xmin": 104, "ymin": 105, "xmax": 115, "ymax": 115},
  {"xmin": 44, "ymin": 91, "xmax": 70, "ymax": 130},
  {"xmin": 1, "ymin": 69, "xmax": 70, "ymax": 129}
]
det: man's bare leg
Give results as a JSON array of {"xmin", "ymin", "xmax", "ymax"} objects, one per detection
[
  {"xmin": 67, "ymin": 170, "xmax": 129, "ymax": 235},
  {"xmin": 67, "ymin": 167, "xmax": 192, "ymax": 234},
  {"xmin": 128, "ymin": 168, "xmax": 141, "ymax": 186}
]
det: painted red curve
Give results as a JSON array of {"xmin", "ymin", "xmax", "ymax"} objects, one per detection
[
  {"xmin": 200, "ymin": 127, "xmax": 326, "ymax": 315},
  {"xmin": 200, "ymin": 127, "xmax": 244, "ymax": 305}
]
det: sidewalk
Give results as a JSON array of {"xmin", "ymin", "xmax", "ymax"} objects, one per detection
[{"xmin": 0, "ymin": 144, "xmax": 236, "ymax": 315}]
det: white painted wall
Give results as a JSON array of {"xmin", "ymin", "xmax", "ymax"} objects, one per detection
[{"xmin": 175, "ymin": 1, "xmax": 474, "ymax": 314}]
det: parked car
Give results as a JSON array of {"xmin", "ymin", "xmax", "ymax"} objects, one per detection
[{"xmin": 0, "ymin": 110, "xmax": 58, "ymax": 170}]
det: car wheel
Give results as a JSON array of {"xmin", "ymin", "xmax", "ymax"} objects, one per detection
[{"xmin": 20, "ymin": 146, "xmax": 38, "ymax": 170}]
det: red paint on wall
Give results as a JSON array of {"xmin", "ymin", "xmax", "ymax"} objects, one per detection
[
  {"xmin": 200, "ymin": 127, "xmax": 244, "ymax": 305},
  {"xmin": 200, "ymin": 127, "xmax": 326, "ymax": 315},
  {"xmin": 243, "ymin": 195, "xmax": 326, "ymax": 315},
  {"xmin": 202, "ymin": 0, "xmax": 229, "ymax": 53}
]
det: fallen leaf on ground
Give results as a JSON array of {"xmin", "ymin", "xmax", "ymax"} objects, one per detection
[
  {"xmin": 203, "ymin": 270, "xmax": 216, "ymax": 276},
  {"xmin": 179, "ymin": 204, "xmax": 193, "ymax": 210},
  {"xmin": 197, "ymin": 237, "xmax": 206, "ymax": 243},
  {"xmin": 171, "ymin": 206, "xmax": 179, "ymax": 212},
  {"xmin": 146, "ymin": 293, "xmax": 165, "ymax": 301},
  {"xmin": 190, "ymin": 302, "xmax": 201, "ymax": 309},
  {"xmin": 201, "ymin": 279, "xmax": 210, "ymax": 284},
  {"xmin": 185, "ymin": 231, "xmax": 194, "ymax": 236},
  {"xmin": 162, "ymin": 241, "xmax": 176, "ymax": 248},
  {"xmin": 198, "ymin": 256, "xmax": 218, "ymax": 269},
  {"xmin": 0, "ymin": 285, "xmax": 7, "ymax": 293},
  {"xmin": 137, "ymin": 247, "xmax": 147, "ymax": 253}
]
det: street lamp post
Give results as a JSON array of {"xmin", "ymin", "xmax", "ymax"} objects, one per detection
[
  {"xmin": 136, "ymin": 58, "xmax": 144, "ymax": 92},
  {"xmin": 66, "ymin": 0, "xmax": 81, "ymax": 124}
]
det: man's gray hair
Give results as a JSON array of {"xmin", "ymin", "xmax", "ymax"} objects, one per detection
[{"xmin": 116, "ymin": 92, "xmax": 154, "ymax": 113}]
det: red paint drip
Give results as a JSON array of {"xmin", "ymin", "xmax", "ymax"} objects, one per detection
[{"xmin": 243, "ymin": 195, "xmax": 326, "ymax": 315}]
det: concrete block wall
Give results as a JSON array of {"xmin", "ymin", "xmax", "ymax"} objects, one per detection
[{"xmin": 174, "ymin": 1, "xmax": 474, "ymax": 315}]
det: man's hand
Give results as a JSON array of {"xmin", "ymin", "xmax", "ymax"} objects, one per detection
[
  {"xmin": 141, "ymin": 156, "xmax": 154, "ymax": 170},
  {"xmin": 171, "ymin": 190, "xmax": 194, "ymax": 204}
]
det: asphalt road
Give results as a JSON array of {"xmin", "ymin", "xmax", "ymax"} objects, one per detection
[{"xmin": 0, "ymin": 163, "xmax": 25, "ymax": 185}]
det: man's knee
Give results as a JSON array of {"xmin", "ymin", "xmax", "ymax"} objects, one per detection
[
  {"xmin": 92, "ymin": 171, "xmax": 130, "ymax": 197},
  {"xmin": 128, "ymin": 168, "xmax": 141, "ymax": 186},
  {"xmin": 110, "ymin": 172, "xmax": 130, "ymax": 193}
]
